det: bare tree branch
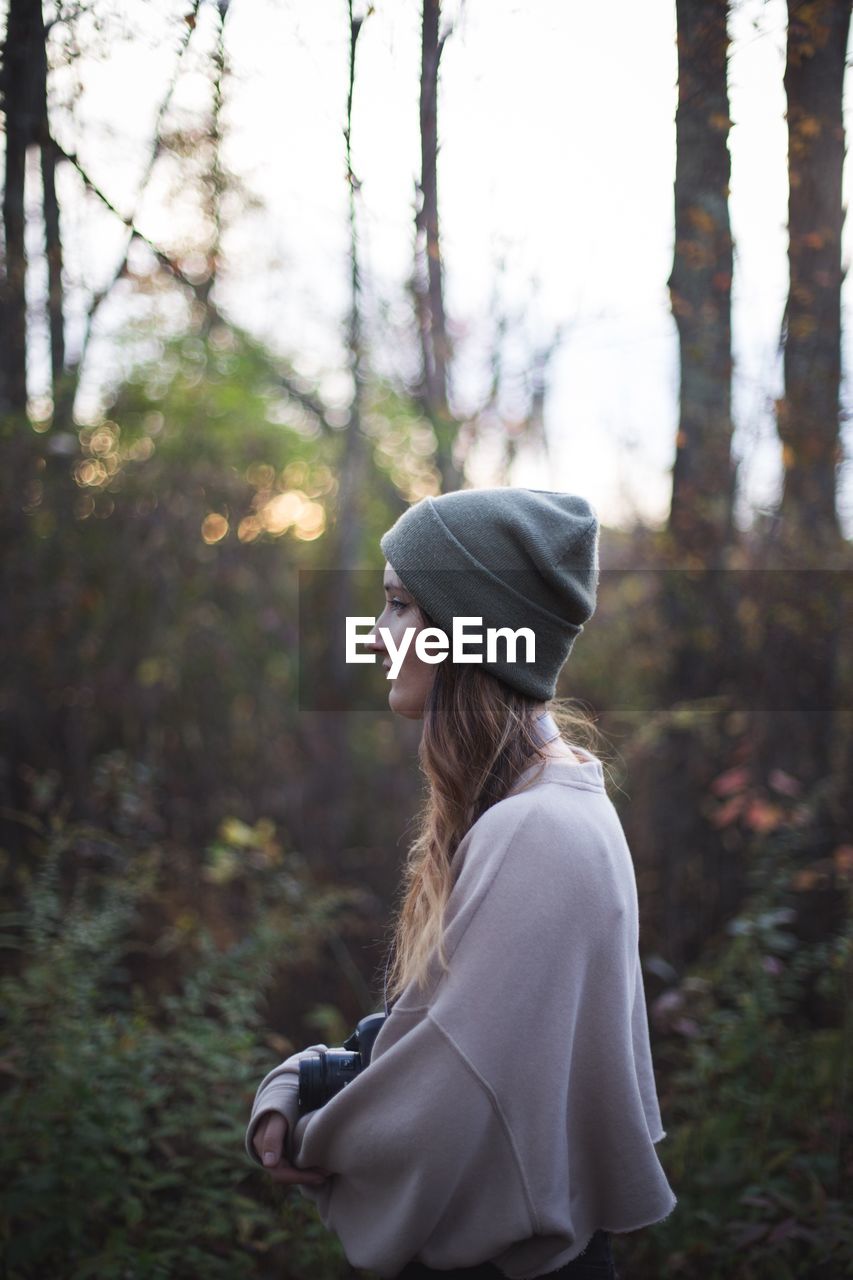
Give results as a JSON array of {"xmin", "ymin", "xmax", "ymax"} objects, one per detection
[
  {"xmin": 59, "ymin": 0, "xmax": 205, "ymax": 388},
  {"xmin": 48, "ymin": 136, "xmax": 338, "ymax": 434}
]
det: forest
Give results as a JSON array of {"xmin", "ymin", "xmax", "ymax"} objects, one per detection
[{"xmin": 0, "ymin": 1, "xmax": 851, "ymax": 1277}]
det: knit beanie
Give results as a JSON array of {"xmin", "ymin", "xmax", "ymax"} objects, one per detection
[{"xmin": 379, "ymin": 487, "xmax": 599, "ymax": 700}]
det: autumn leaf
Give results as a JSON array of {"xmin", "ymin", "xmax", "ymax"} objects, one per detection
[
  {"xmin": 792, "ymin": 868, "xmax": 822, "ymax": 891},
  {"xmin": 744, "ymin": 797, "xmax": 784, "ymax": 834},
  {"xmin": 220, "ymin": 816, "xmax": 256, "ymax": 847},
  {"xmin": 710, "ymin": 794, "xmax": 746, "ymax": 829},
  {"xmin": 710, "ymin": 765, "xmax": 751, "ymax": 797},
  {"xmin": 832, "ymin": 845, "xmax": 853, "ymax": 877},
  {"xmin": 768, "ymin": 769, "xmax": 801, "ymax": 797}
]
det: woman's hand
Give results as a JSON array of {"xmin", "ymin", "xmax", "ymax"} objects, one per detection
[{"xmin": 252, "ymin": 1110, "xmax": 332, "ymax": 1186}]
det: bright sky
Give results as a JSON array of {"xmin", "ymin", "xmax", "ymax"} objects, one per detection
[{"xmin": 23, "ymin": 0, "xmax": 853, "ymax": 536}]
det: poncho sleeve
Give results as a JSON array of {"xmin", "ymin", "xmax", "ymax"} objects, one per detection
[
  {"xmin": 244, "ymin": 1043, "xmax": 329, "ymax": 1167},
  {"xmin": 250, "ymin": 1008, "xmax": 539, "ymax": 1277}
]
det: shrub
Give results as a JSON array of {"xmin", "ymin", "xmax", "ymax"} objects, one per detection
[
  {"xmin": 627, "ymin": 778, "xmax": 853, "ymax": 1280},
  {"xmin": 0, "ymin": 811, "xmax": 359, "ymax": 1279}
]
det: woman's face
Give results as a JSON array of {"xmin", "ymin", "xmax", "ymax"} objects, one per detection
[{"xmin": 368, "ymin": 562, "xmax": 437, "ymax": 719}]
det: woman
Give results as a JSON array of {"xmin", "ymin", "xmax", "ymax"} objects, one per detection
[{"xmin": 246, "ymin": 488, "xmax": 677, "ymax": 1279}]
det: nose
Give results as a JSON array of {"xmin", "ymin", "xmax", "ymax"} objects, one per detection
[{"xmin": 365, "ymin": 623, "xmax": 389, "ymax": 668}]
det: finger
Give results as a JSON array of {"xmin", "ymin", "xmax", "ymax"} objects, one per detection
[
  {"xmin": 252, "ymin": 1114, "xmax": 275, "ymax": 1164},
  {"xmin": 264, "ymin": 1163, "xmax": 329, "ymax": 1186},
  {"xmin": 255, "ymin": 1112, "xmax": 287, "ymax": 1167}
]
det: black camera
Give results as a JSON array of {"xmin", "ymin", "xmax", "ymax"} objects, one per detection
[{"xmin": 297, "ymin": 1012, "xmax": 387, "ymax": 1114}]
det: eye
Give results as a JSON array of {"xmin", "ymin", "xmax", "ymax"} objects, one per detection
[{"xmin": 388, "ymin": 597, "xmax": 408, "ymax": 613}]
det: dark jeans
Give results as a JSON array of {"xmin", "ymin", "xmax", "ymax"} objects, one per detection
[{"xmin": 394, "ymin": 1229, "xmax": 618, "ymax": 1279}]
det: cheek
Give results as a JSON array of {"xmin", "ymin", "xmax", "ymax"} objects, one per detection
[
  {"xmin": 398, "ymin": 629, "xmax": 420, "ymax": 669},
  {"xmin": 377, "ymin": 615, "xmax": 405, "ymax": 655},
  {"xmin": 405, "ymin": 644, "xmax": 438, "ymax": 689}
]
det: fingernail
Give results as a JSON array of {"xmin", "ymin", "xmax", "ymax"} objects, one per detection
[{"xmin": 263, "ymin": 1151, "xmax": 276, "ymax": 1166}]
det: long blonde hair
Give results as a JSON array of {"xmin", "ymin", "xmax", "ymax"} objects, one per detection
[{"xmin": 383, "ymin": 607, "xmax": 609, "ymax": 1004}]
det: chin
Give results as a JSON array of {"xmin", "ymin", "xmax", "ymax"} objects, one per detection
[{"xmin": 388, "ymin": 685, "xmax": 425, "ymax": 720}]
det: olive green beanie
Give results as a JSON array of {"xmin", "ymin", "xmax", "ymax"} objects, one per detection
[{"xmin": 379, "ymin": 487, "xmax": 599, "ymax": 700}]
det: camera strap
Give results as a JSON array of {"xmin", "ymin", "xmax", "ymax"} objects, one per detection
[{"xmin": 531, "ymin": 709, "xmax": 561, "ymax": 746}]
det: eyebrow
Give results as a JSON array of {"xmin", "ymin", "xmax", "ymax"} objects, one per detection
[{"xmin": 383, "ymin": 578, "xmax": 406, "ymax": 593}]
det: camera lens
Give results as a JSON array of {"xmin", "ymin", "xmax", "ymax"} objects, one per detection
[{"xmin": 298, "ymin": 1050, "xmax": 363, "ymax": 1113}]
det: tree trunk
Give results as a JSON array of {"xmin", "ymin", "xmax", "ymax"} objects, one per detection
[
  {"xmin": 414, "ymin": 0, "xmax": 461, "ymax": 493},
  {"xmin": 664, "ymin": 0, "xmax": 739, "ymax": 707},
  {"xmin": 0, "ymin": 0, "xmax": 45, "ymax": 418},
  {"xmin": 650, "ymin": 0, "xmax": 740, "ymax": 977},
  {"xmin": 667, "ymin": 0, "xmax": 735, "ymax": 562},
  {"xmin": 40, "ymin": 141, "xmax": 66, "ymax": 397},
  {"xmin": 750, "ymin": 0, "xmax": 851, "ymax": 796},
  {"xmin": 778, "ymin": 0, "xmax": 849, "ymax": 535}
]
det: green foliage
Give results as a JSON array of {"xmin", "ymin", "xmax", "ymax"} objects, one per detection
[
  {"xmin": 2, "ymin": 322, "xmax": 429, "ymax": 858},
  {"xmin": 628, "ymin": 790, "xmax": 853, "ymax": 1280},
  {"xmin": 0, "ymin": 810, "xmax": 356, "ymax": 1279}
]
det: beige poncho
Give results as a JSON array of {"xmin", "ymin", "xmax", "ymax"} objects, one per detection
[{"xmin": 246, "ymin": 750, "xmax": 677, "ymax": 1278}]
